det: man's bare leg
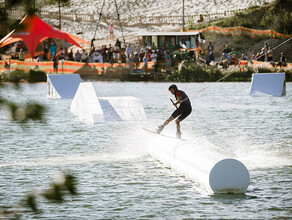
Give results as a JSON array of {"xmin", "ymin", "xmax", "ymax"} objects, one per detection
[
  {"xmin": 175, "ymin": 119, "xmax": 182, "ymax": 138},
  {"xmin": 156, "ymin": 116, "xmax": 174, "ymax": 134}
]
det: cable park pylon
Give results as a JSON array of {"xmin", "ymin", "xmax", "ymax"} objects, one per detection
[{"xmin": 91, "ymin": 0, "xmax": 126, "ymax": 48}]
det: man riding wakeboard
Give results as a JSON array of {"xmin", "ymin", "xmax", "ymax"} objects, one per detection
[{"xmin": 156, "ymin": 84, "xmax": 192, "ymax": 139}]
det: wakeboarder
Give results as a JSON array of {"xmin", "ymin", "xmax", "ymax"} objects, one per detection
[{"xmin": 156, "ymin": 84, "xmax": 192, "ymax": 138}]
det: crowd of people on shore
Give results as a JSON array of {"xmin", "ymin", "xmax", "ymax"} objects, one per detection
[
  {"xmin": 34, "ymin": 38, "xmax": 182, "ymax": 74},
  {"xmin": 203, "ymin": 41, "xmax": 287, "ymax": 68},
  {"xmin": 1, "ymin": 37, "xmax": 288, "ymax": 74}
]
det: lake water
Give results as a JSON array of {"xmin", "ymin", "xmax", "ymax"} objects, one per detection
[{"xmin": 0, "ymin": 82, "xmax": 291, "ymax": 219}]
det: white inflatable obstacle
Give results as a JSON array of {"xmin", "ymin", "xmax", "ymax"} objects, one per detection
[
  {"xmin": 250, "ymin": 73, "xmax": 286, "ymax": 96},
  {"xmin": 148, "ymin": 135, "xmax": 250, "ymax": 194},
  {"xmin": 70, "ymin": 82, "xmax": 104, "ymax": 124},
  {"xmin": 99, "ymin": 96, "xmax": 147, "ymax": 122},
  {"xmin": 47, "ymin": 74, "xmax": 82, "ymax": 99},
  {"xmin": 70, "ymin": 82, "xmax": 147, "ymax": 124}
]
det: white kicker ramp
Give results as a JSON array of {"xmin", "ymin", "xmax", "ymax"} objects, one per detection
[
  {"xmin": 70, "ymin": 82, "xmax": 147, "ymax": 124},
  {"xmin": 250, "ymin": 73, "xmax": 286, "ymax": 96},
  {"xmin": 70, "ymin": 82, "xmax": 104, "ymax": 124},
  {"xmin": 99, "ymin": 97, "xmax": 147, "ymax": 122},
  {"xmin": 148, "ymin": 135, "xmax": 250, "ymax": 194},
  {"xmin": 47, "ymin": 74, "xmax": 82, "ymax": 99}
]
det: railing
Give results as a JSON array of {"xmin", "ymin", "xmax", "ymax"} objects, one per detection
[{"xmin": 6, "ymin": 8, "xmax": 245, "ymax": 27}]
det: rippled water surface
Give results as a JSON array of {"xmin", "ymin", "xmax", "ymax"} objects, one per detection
[{"xmin": 0, "ymin": 82, "xmax": 291, "ymax": 219}]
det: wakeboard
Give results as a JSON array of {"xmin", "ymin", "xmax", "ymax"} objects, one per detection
[{"xmin": 142, "ymin": 127, "xmax": 187, "ymax": 140}]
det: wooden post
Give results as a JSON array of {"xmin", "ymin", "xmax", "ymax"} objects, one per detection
[
  {"xmin": 182, "ymin": 0, "xmax": 185, "ymax": 31},
  {"xmin": 58, "ymin": 0, "xmax": 61, "ymax": 29}
]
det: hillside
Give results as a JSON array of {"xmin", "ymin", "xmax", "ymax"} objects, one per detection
[
  {"xmin": 43, "ymin": 0, "xmax": 273, "ymax": 17},
  {"xmin": 191, "ymin": 0, "xmax": 292, "ymax": 35},
  {"xmin": 40, "ymin": 0, "xmax": 273, "ymax": 41}
]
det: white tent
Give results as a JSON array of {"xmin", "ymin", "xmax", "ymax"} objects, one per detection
[
  {"xmin": 250, "ymin": 73, "xmax": 286, "ymax": 96},
  {"xmin": 47, "ymin": 74, "xmax": 82, "ymax": 99}
]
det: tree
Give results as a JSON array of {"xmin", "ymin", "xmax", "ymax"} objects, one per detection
[
  {"xmin": 49, "ymin": 0, "xmax": 70, "ymax": 30},
  {"xmin": 0, "ymin": 1, "xmax": 78, "ymax": 217}
]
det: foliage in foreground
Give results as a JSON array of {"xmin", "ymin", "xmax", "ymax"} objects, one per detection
[{"xmin": 0, "ymin": 172, "xmax": 77, "ymax": 219}]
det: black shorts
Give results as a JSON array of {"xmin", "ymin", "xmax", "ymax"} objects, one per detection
[{"xmin": 171, "ymin": 105, "xmax": 192, "ymax": 121}]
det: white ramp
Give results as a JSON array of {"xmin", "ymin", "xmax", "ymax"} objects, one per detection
[
  {"xmin": 70, "ymin": 82, "xmax": 147, "ymax": 124},
  {"xmin": 47, "ymin": 74, "xmax": 82, "ymax": 99},
  {"xmin": 148, "ymin": 135, "xmax": 250, "ymax": 194},
  {"xmin": 70, "ymin": 82, "xmax": 104, "ymax": 124},
  {"xmin": 250, "ymin": 73, "xmax": 286, "ymax": 96},
  {"xmin": 99, "ymin": 97, "xmax": 147, "ymax": 121}
]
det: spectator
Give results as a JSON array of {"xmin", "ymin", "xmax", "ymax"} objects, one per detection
[
  {"xmin": 128, "ymin": 52, "xmax": 134, "ymax": 72},
  {"xmin": 75, "ymin": 50, "xmax": 81, "ymax": 62},
  {"xmin": 139, "ymin": 49, "xmax": 145, "ymax": 62},
  {"xmin": 165, "ymin": 52, "xmax": 171, "ymax": 67},
  {"xmin": 197, "ymin": 14, "xmax": 204, "ymax": 23},
  {"xmin": 207, "ymin": 42, "xmax": 214, "ymax": 55},
  {"xmin": 19, "ymin": 49, "xmax": 25, "ymax": 61},
  {"xmin": 108, "ymin": 44, "xmax": 113, "ymax": 63},
  {"xmin": 81, "ymin": 49, "xmax": 88, "ymax": 63},
  {"xmin": 88, "ymin": 51, "xmax": 94, "ymax": 63},
  {"xmin": 230, "ymin": 48, "xmax": 237, "ymax": 56},
  {"xmin": 208, "ymin": 51, "xmax": 215, "ymax": 63},
  {"xmin": 121, "ymin": 52, "xmax": 126, "ymax": 63},
  {"xmin": 263, "ymin": 42, "xmax": 269, "ymax": 62},
  {"xmin": 231, "ymin": 54, "xmax": 237, "ymax": 65},
  {"xmin": 219, "ymin": 53, "xmax": 227, "ymax": 67},
  {"xmin": 68, "ymin": 49, "xmax": 74, "ymax": 61},
  {"xmin": 247, "ymin": 48, "xmax": 253, "ymax": 61},
  {"xmin": 153, "ymin": 62, "xmax": 159, "ymax": 81},
  {"xmin": 126, "ymin": 44, "xmax": 133, "ymax": 58},
  {"xmin": 43, "ymin": 40, "xmax": 49, "ymax": 54},
  {"xmin": 53, "ymin": 55, "xmax": 58, "ymax": 73},
  {"xmin": 64, "ymin": 39, "xmax": 69, "ymax": 52},
  {"xmin": 267, "ymin": 47, "xmax": 273, "ymax": 61},
  {"xmin": 109, "ymin": 23, "xmax": 114, "ymax": 39},
  {"xmin": 259, "ymin": 48, "xmax": 265, "ymax": 61},
  {"xmin": 240, "ymin": 53, "xmax": 247, "ymax": 61},
  {"xmin": 43, "ymin": 53, "xmax": 48, "ymax": 61},
  {"xmin": 136, "ymin": 44, "xmax": 141, "ymax": 55},
  {"xmin": 37, "ymin": 54, "xmax": 43, "ymax": 62},
  {"xmin": 223, "ymin": 44, "xmax": 231, "ymax": 56},
  {"xmin": 169, "ymin": 42, "xmax": 174, "ymax": 55},
  {"xmin": 151, "ymin": 42, "xmax": 156, "ymax": 51},
  {"xmin": 50, "ymin": 41, "xmax": 57, "ymax": 58},
  {"xmin": 278, "ymin": 52, "xmax": 286, "ymax": 67},
  {"xmin": 133, "ymin": 53, "xmax": 139, "ymax": 69},
  {"xmin": 93, "ymin": 50, "xmax": 100, "ymax": 63},
  {"xmin": 114, "ymin": 47, "xmax": 120, "ymax": 62},
  {"xmin": 151, "ymin": 50, "xmax": 157, "ymax": 62},
  {"xmin": 147, "ymin": 51, "xmax": 151, "ymax": 61},
  {"xmin": 97, "ymin": 52, "xmax": 103, "ymax": 63},
  {"xmin": 220, "ymin": 53, "xmax": 226, "ymax": 61},
  {"xmin": 251, "ymin": 54, "xmax": 256, "ymax": 61},
  {"xmin": 143, "ymin": 54, "xmax": 148, "ymax": 71},
  {"xmin": 115, "ymin": 38, "xmax": 121, "ymax": 49}
]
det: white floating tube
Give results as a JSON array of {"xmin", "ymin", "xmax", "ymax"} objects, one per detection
[{"xmin": 148, "ymin": 135, "xmax": 250, "ymax": 194}]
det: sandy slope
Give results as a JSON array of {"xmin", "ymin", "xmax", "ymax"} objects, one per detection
[
  {"xmin": 41, "ymin": 0, "xmax": 273, "ymax": 43},
  {"xmin": 43, "ymin": 0, "xmax": 273, "ymax": 16}
]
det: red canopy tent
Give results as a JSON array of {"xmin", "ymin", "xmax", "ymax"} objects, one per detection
[{"xmin": 0, "ymin": 14, "xmax": 90, "ymax": 58}]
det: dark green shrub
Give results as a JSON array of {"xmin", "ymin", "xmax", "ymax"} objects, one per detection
[
  {"xmin": 167, "ymin": 63, "xmax": 224, "ymax": 82},
  {"xmin": 27, "ymin": 69, "xmax": 47, "ymax": 82},
  {"xmin": 9, "ymin": 69, "xmax": 27, "ymax": 83}
]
